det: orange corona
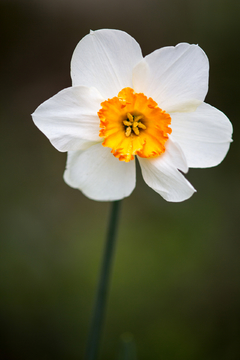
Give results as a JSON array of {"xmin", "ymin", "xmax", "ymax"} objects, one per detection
[{"xmin": 98, "ymin": 87, "xmax": 172, "ymax": 162}]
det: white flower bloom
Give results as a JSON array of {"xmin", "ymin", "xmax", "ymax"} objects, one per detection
[{"xmin": 32, "ymin": 29, "xmax": 233, "ymax": 202}]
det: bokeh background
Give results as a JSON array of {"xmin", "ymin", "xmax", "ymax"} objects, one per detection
[{"xmin": 1, "ymin": 0, "xmax": 240, "ymax": 359}]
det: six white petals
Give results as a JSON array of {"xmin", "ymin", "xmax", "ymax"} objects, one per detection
[{"xmin": 32, "ymin": 29, "xmax": 233, "ymax": 202}]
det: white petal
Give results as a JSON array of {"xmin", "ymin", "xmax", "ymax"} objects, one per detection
[
  {"xmin": 138, "ymin": 139, "xmax": 195, "ymax": 202},
  {"xmin": 133, "ymin": 43, "xmax": 209, "ymax": 111},
  {"xmin": 164, "ymin": 99, "xmax": 203, "ymax": 113},
  {"xmin": 171, "ymin": 102, "xmax": 233, "ymax": 168},
  {"xmin": 71, "ymin": 29, "xmax": 143, "ymax": 99},
  {"xmin": 64, "ymin": 144, "xmax": 136, "ymax": 201},
  {"xmin": 32, "ymin": 86, "xmax": 104, "ymax": 152},
  {"xmin": 165, "ymin": 137, "xmax": 189, "ymax": 173}
]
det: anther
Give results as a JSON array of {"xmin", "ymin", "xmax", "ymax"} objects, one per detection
[
  {"xmin": 133, "ymin": 127, "xmax": 140, "ymax": 135},
  {"xmin": 127, "ymin": 113, "xmax": 134, "ymax": 122},
  {"xmin": 138, "ymin": 122, "xmax": 146, "ymax": 129},
  {"xmin": 133, "ymin": 115, "xmax": 142, "ymax": 122},
  {"xmin": 123, "ymin": 120, "xmax": 132, "ymax": 126},
  {"xmin": 125, "ymin": 127, "xmax": 132, "ymax": 137}
]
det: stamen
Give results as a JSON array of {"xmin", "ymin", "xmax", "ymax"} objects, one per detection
[
  {"xmin": 127, "ymin": 113, "xmax": 134, "ymax": 122},
  {"xmin": 123, "ymin": 113, "xmax": 146, "ymax": 137},
  {"xmin": 133, "ymin": 115, "xmax": 142, "ymax": 122},
  {"xmin": 125, "ymin": 126, "xmax": 132, "ymax": 137},
  {"xmin": 138, "ymin": 122, "xmax": 146, "ymax": 129},
  {"xmin": 123, "ymin": 120, "xmax": 132, "ymax": 126},
  {"xmin": 132, "ymin": 127, "xmax": 140, "ymax": 135}
]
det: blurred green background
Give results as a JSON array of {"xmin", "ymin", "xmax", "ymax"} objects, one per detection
[{"xmin": 1, "ymin": 0, "xmax": 240, "ymax": 359}]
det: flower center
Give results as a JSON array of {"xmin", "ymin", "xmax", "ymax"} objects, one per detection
[
  {"xmin": 123, "ymin": 112, "xmax": 147, "ymax": 137},
  {"xmin": 98, "ymin": 87, "xmax": 172, "ymax": 162}
]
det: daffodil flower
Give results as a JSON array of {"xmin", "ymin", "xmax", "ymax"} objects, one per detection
[{"xmin": 32, "ymin": 29, "xmax": 233, "ymax": 202}]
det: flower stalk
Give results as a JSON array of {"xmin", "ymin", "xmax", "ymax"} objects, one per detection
[{"xmin": 85, "ymin": 200, "xmax": 122, "ymax": 360}]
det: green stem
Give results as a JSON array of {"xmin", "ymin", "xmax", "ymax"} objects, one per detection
[{"xmin": 85, "ymin": 200, "xmax": 122, "ymax": 360}]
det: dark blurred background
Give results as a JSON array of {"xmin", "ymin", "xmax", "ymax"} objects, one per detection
[{"xmin": 1, "ymin": 0, "xmax": 240, "ymax": 359}]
